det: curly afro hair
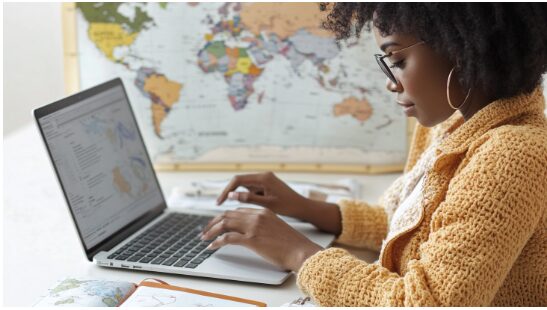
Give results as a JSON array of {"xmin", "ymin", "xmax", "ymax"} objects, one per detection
[{"xmin": 319, "ymin": 3, "xmax": 547, "ymax": 102}]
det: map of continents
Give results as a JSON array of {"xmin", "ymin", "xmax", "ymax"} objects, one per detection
[
  {"xmin": 75, "ymin": 3, "xmax": 406, "ymax": 166},
  {"xmin": 34, "ymin": 278, "xmax": 135, "ymax": 307}
]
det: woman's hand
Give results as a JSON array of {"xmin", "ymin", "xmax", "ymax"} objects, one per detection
[
  {"xmin": 199, "ymin": 207, "xmax": 323, "ymax": 272},
  {"xmin": 216, "ymin": 171, "xmax": 344, "ymax": 236},
  {"xmin": 216, "ymin": 172, "xmax": 310, "ymax": 220}
]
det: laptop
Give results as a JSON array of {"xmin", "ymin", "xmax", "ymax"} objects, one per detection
[{"xmin": 33, "ymin": 78, "xmax": 335, "ymax": 285}]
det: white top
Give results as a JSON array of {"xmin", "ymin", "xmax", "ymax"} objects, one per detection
[{"xmin": 388, "ymin": 175, "xmax": 426, "ymax": 236}]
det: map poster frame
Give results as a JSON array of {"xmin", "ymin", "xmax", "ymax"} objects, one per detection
[{"xmin": 62, "ymin": 2, "xmax": 415, "ymax": 174}]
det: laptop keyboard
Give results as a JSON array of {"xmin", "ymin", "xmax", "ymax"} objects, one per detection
[{"xmin": 107, "ymin": 213, "xmax": 218, "ymax": 269}]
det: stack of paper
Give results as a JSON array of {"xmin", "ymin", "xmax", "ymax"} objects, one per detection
[{"xmin": 167, "ymin": 178, "xmax": 362, "ymax": 213}]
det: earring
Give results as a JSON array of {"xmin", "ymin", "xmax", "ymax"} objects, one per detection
[{"xmin": 446, "ymin": 67, "xmax": 472, "ymax": 110}]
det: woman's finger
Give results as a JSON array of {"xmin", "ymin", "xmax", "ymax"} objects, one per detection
[
  {"xmin": 200, "ymin": 213, "xmax": 224, "ymax": 236},
  {"xmin": 246, "ymin": 185, "xmax": 265, "ymax": 195},
  {"xmin": 207, "ymin": 231, "xmax": 246, "ymax": 250},
  {"xmin": 201, "ymin": 216, "xmax": 247, "ymax": 241},
  {"xmin": 233, "ymin": 207, "xmax": 266, "ymax": 214},
  {"xmin": 216, "ymin": 174, "xmax": 263, "ymax": 205},
  {"xmin": 200, "ymin": 210, "xmax": 239, "ymax": 235},
  {"xmin": 228, "ymin": 191, "xmax": 273, "ymax": 206}
]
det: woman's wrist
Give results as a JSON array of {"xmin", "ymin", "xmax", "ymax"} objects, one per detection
[
  {"xmin": 299, "ymin": 198, "xmax": 342, "ymax": 236},
  {"xmin": 291, "ymin": 242, "xmax": 323, "ymax": 272}
]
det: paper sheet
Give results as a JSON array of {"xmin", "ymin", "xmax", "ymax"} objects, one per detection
[
  {"xmin": 119, "ymin": 285, "xmax": 257, "ymax": 307},
  {"xmin": 167, "ymin": 178, "xmax": 362, "ymax": 213}
]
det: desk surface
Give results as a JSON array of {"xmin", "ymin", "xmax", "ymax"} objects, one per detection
[{"xmin": 3, "ymin": 125, "xmax": 401, "ymax": 306}]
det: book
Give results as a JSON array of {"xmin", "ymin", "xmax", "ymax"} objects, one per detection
[{"xmin": 34, "ymin": 277, "xmax": 266, "ymax": 307}]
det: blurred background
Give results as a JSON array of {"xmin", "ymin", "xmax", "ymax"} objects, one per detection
[{"xmin": 4, "ymin": 3, "xmax": 64, "ymax": 136}]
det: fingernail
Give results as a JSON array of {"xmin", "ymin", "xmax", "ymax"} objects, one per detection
[
  {"xmin": 228, "ymin": 192, "xmax": 237, "ymax": 200},
  {"xmin": 206, "ymin": 244, "xmax": 214, "ymax": 250}
]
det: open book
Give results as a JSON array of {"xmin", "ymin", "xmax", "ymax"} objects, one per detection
[{"xmin": 34, "ymin": 277, "xmax": 266, "ymax": 307}]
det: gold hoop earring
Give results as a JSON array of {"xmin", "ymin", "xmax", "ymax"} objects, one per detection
[{"xmin": 446, "ymin": 67, "xmax": 472, "ymax": 110}]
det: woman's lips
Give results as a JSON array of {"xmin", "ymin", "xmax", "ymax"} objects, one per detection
[{"xmin": 396, "ymin": 100, "xmax": 416, "ymax": 116}]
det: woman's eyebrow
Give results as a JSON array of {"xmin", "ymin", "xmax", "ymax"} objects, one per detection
[{"xmin": 380, "ymin": 41, "xmax": 400, "ymax": 52}]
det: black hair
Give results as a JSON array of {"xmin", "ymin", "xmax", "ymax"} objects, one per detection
[{"xmin": 319, "ymin": 3, "xmax": 547, "ymax": 101}]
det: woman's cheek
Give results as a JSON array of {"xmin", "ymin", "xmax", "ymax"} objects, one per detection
[{"xmin": 399, "ymin": 66, "xmax": 422, "ymax": 102}]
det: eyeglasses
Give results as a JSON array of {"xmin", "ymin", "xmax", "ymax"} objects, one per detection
[{"xmin": 375, "ymin": 41, "xmax": 425, "ymax": 85}]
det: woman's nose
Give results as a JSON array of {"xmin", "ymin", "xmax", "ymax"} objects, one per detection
[{"xmin": 385, "ymin": 77, "xmax": 401, "ymax": 93}]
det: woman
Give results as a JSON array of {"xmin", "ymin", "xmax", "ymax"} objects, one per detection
[{"xmin": 200, "ymin": 3, "xmax": 547, "ymax": 306}]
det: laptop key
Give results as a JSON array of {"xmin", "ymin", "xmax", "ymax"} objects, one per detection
[
  {"xmin": 139, "ymin": 257, "xmax": 153, "ymax": 263},
  {"xmin": 151, "ymin": 257, "xmax": 167, "ymax": 265},
  {"xmin": 105, "ymin": 214, "xmax": 217, "ymax": 264},
  {"xmin": 185, "ymin": 253, "xmax": 197, "ymax": 259},
  {"xmin": 185, "ymin": 263, "xmax": 199, "ymax": 269},
  {"xmin": 162, "ymin": 257, "xmax": 178, "ymax": 266},
  {"xmin": 191, "ymin": 258, "xmax": 205, "ymax": 264},
  {"xmin": 174, "ymin": 260, "xmax": 188, "ymax": 267}
]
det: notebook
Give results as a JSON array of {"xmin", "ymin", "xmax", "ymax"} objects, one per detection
[{"xmin": 34, "ymin": 277, "xmax": 266, "ymax": 307}]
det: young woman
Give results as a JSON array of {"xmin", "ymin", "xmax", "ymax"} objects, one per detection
[{"xmin": 200, "ymin": 3, "xmax": 547, "ymax": 306}]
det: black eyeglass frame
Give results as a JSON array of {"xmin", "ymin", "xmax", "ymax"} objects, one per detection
[{"xmin": 374, "ymin": 41, "xmax": 426, "ymax": 84}]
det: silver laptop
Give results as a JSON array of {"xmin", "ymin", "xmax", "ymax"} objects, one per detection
[{"xmin": 34, "ymin": 78, "xmax": 335, "ymax": 285}]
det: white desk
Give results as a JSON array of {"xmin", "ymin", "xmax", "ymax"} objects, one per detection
[{"xmin": 3, "ymin": 125, "xmax": 401, "ymax": 306}]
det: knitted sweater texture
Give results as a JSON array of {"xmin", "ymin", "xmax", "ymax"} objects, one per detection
[{"xmin": 296, "ymin": 86, "xmax": 547, "ymax": 306}]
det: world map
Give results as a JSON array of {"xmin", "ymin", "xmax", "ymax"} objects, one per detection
[
  {"xmin": 73, "ymin": 2, "xmax": 408, "ymax": 169},
  {"xmin": 34, "ymin": 278, "xmax": 136, "ymax": 307}
]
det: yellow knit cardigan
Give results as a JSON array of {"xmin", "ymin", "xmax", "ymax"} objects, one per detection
[{"xmin": 297, "ymin": 86, "xmax": 547, "ymax": 306}]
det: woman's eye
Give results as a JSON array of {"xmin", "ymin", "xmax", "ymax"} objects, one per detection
[{"xmin": 389, "ymin": 60, "xmax": 405, "ymax": 69}]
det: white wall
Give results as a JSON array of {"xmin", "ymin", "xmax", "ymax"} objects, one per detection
[{"xmin": 3, "ymin": 3, "xmax": 64, "ymax": 137}]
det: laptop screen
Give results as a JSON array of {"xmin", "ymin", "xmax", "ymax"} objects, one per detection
[{"xmin": 37, "ymin": 83, "xmax": 165, "ymax": 249}]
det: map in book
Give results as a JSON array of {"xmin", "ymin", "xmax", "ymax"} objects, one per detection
[
  {"xmin": 33, "ymin": 278, "xmax": 136, "ymax": 307},
  {"xmin": 34, "ymin": 278, "xmax": 261, "ymax": 307},
  {"xmin": 73, "ymin": 2, "xmax": 408, "ymax": 167},
  {"xmin": 119, "ymin": 285, "xmax": 258, "ymax": 307}
]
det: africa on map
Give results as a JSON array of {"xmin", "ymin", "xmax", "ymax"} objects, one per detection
[{"xmin": 68, "ymin": 2, "xmax": 409, "ymax": 172}]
